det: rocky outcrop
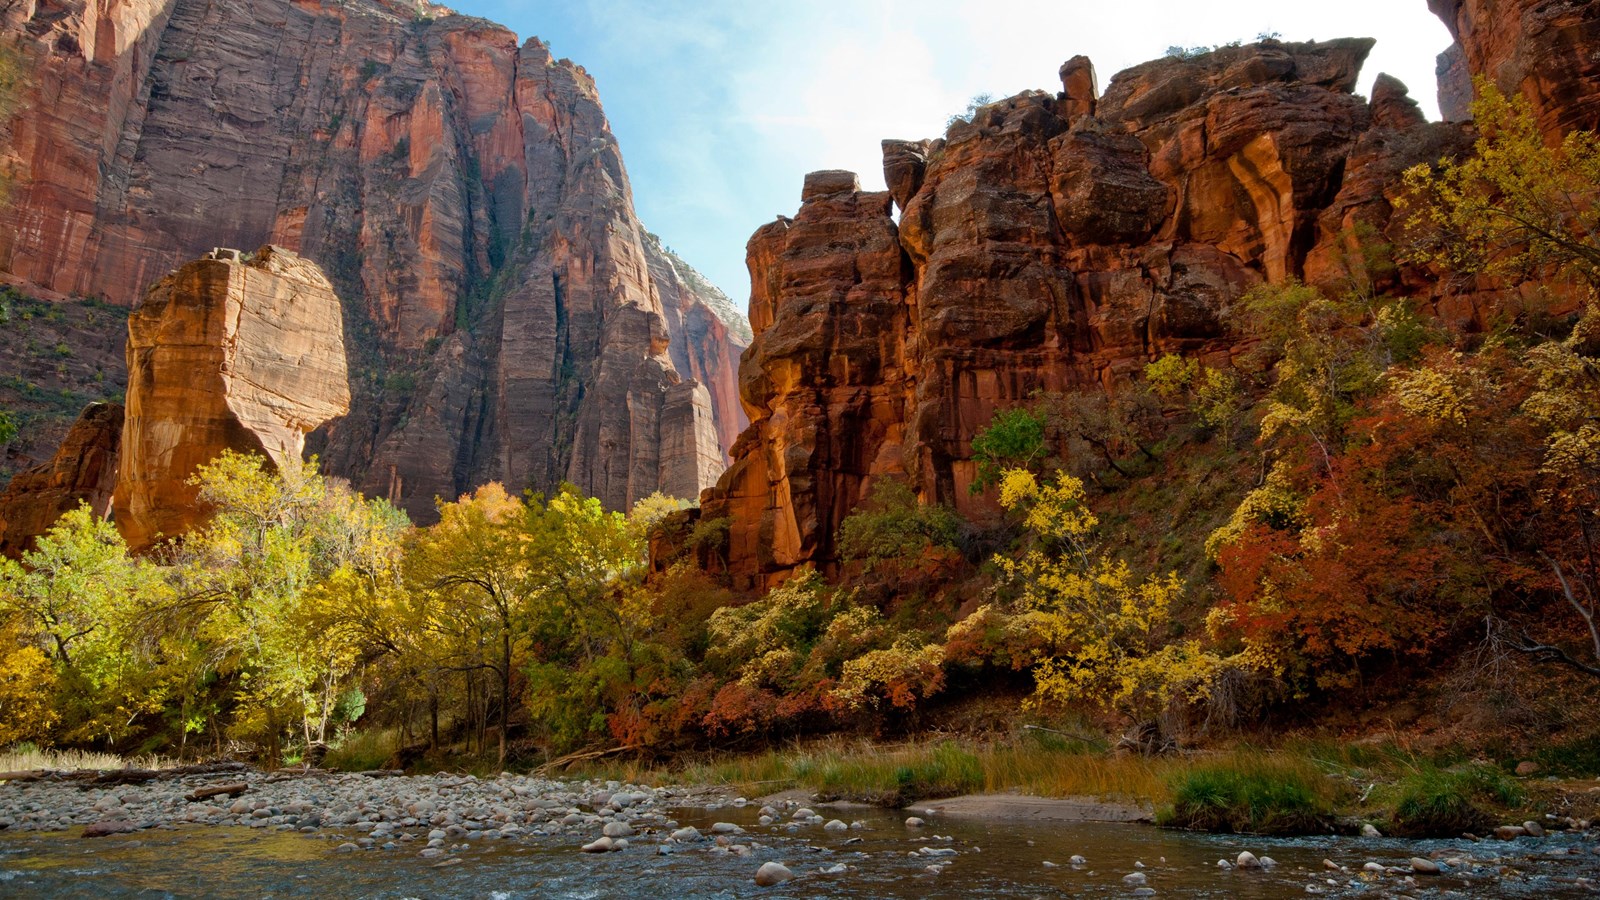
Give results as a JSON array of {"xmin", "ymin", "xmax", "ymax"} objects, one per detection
[
  {"xmin": 112, "ymin": 246, "xmax": 349, "ymax": 550},
  {"xmin": 0, "ymin": 0, "xmax": 743, "ymax": 521},
  {"xmin": 0, "ymin": 402, "xmax": 122, "ymax": 558},
  {"xmin": 1429, "ymin": 0, "xmax": 1600, "ymax": 139},
  {"xmin": 701, "ymin": 173, "xmax": 909, "ymax": 579},
  {"xmin": 705, "ymin": 15, "xmax": 1594, "ymax": 589}
]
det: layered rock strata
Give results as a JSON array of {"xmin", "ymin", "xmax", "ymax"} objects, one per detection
[
  {"xmin": 112, "ymin": 246, "xmax": 350, "ymax": 550},
  {"xmin": 703, "ymin": 20, "xmax": 1567, "ymax": 589},
  {"xmin": 1430, "ymin": 0, "xmax": 1600, "ymax": 140},
  {"xmin": 0, "ymin": 402, "xmax": 123, "ymax": 558},
  {"xmin": 0, "ymin": 0, "xmax": 744, "ymax": 521}
]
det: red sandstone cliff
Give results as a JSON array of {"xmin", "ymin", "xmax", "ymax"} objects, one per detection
[
  {"xmin": 0, "ymin": 401, "xmax": 122, "ymax": 557},
  {"xmin": 113, "ymin": 246, "xmax": 350, "ymax": 550},
  {"xmin": 0, "ymin": 0, "xmax": 745, "ymax": 521},
  {"xmin": 703, "ymin": 2, "xmax": 1593, "ymax": 590},
  {"xmin": 1429, "ymin": 0, "xmax": 1600, "ymax": 141}
]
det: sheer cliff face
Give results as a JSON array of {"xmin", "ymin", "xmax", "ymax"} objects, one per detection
[
  {"xmin": 704, "ymin": 16, "xmax": 1586, "ymax": 589},
  {"xmin": 0, "ymin": 0, "xmax": 745, "ymax": 519},
  {"xmin": 1430, "ymin": 0, "xmax": 1600, "ymax": 141}
]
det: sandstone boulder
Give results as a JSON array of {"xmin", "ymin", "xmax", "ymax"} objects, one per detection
[{"xmin": 113, "ymin": 246, "xmax": 349, "ymax": 550}]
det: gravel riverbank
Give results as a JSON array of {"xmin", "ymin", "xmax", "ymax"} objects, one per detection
[{"xmin": 0, "ymin": 768, "xmax": 728, "ymax": 850}]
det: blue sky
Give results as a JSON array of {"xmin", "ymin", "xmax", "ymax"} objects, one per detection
[{"xmin": 460, "ymin": 0, "xmax": 1456, "ymax": 307}]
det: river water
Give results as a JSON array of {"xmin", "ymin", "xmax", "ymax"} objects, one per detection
[{"xmin": 2, "ymin": 801, "xmax": 1597, "ymax": 898}]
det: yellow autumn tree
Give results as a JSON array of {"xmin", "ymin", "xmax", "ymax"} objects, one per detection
[{"xmin": 986, "ymin": 469, "xmax": 1222, "ymax": 723}]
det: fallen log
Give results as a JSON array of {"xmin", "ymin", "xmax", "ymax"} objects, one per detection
[
  {"xmin": 0, "ymin": 770, "xmax": 46, "ymax": 782},
  {"xmin": 534, "ymin": 745, "xmax": 640, "ymax": 776},
  {"xmin": 185, "ymin": 781, "xmax": 248, "ymax": 802}
]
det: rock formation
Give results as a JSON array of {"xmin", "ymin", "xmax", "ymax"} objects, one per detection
[
  {"xmin": 112, "ymin": 246, "xmax": 349, "ymax": 550},
  {"xmin": 0, "ymin": 402, "xmax": 122, "ymax": 558},
  {"xmin": 704, "ymin": 3, "xmax": 1592, "ymax": 589},
  {"xmin": 0, "ymin": 0, "xmax": 745, "ymax": 522},
  {"xmin": 1429, "ymin": 0, "xmax": 1600, "ymax": 140}
]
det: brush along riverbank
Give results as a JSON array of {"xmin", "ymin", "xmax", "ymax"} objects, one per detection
[{"xmin": 566, "ymin": 734, "xmax": 1599, "ymax": 840}]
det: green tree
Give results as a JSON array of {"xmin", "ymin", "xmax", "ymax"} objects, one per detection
[
  {"xmin": 970, "ymin": 407, "xmax": 1047, "ymax": 493},
  {"xmin": 837, "ymin": 479, "xmax": 960, "ymax": 569},
  {"xmin": 0, "ymin": 504, "xmax": 164, "ymax": 743}
]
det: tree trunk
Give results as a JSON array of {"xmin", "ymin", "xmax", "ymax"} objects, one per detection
[
  {"xmin": 499, "ymin": 629, "xmax": 511, "ymax": 768},
  {"xmin": 429, "ymin": 691, "xmax": 439, "ymax": 749}
]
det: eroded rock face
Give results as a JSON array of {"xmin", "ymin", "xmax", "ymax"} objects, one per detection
[
  {"xmin": 1430, "ymin": 0, "xmax": 1600, "ymax": 140},
  {"xmin": 700, "ymin": 173, "xmax": 909, "ymax": 582},
  {"xmin": 706, "ymin": 21, "xmax": 1596, "ymax": 589},
  {"xmin": 0, "ymin": 402, "xmax": 123, "ymax": 558},
  {"xmin": 113, "ymin": 246, "xmax": 349, "ymax": 550},
  {"xmin": 0, "ymin": 0, "xmax": 742, "ymax": 521}
]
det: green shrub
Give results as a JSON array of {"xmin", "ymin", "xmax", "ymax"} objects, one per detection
[
  {"xmin": 1390, "ymin": 765, "xmax": 1523, "ymax": 837},
  {"xmin": 1159, "ymin": 755, "xmax": 1334, "ymax": 835},
  {"xmin": 837, "ymin": 480, "xmax": 960, "ymax": 567},
  {"xmin": 1532, "ymin": 733, "xmax": 1600, "ymax": 777}
]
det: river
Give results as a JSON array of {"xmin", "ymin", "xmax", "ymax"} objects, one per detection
[{"xmin": 3, "ymin": 799, "xmax": 1597, "ymax": 898}]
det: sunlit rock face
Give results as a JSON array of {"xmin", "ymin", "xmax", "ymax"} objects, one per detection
[
  {"xmin": 706, "ymin": 13, "xmax": 1597, "ymax": 590},
  {"xmin": 113, "ymin": 246, "xmax": 350, "ymax": 550},
  {"xmin": 0, "ymin": 0, "xmax": 744, "ymax": 522},
  {"xmin": 0, "ymin": 402, "xmax": 124, "ymax": 559}
]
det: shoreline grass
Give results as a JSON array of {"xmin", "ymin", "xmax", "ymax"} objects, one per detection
[
  {"xmin": 561, "ymin": 731, "xmax": 1544, "ymax": 838},
  {"xmin": 0, "ymin": 744, "xmax": 176, "ymax": 774}
]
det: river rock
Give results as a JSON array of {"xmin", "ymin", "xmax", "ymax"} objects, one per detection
[
  {"xmin": 1496, "ymin": 825, "xmax": 1528, "ymax": 840},
  {"xmin": 1236, "ymin": 851, "xmax": 1261, "ymax": 869},
  {"xmin": 1411, "ymin": 857, "xmax": 1441, "ymax": 874},
  {"xmin": 602, "ymin": 821, "xmax": 634, "ymax": 838},
  {"xmin": 669, "ymin": 826, "xmax": 703, "ymax": 842},
  {"xmin": 1524, "ymin": 820, "xmax": 1546, "ymax": 837},
  {"xmin": 905, "ymin": 817, "xmax": 926, "ymax": 828},
  {"xmin": 82, "ymin": 820, "xmax": 141, "ymax": 838},
  {"xmin": 754, "ymin": 861, "xmax": 794, "ymax": 886},
  {"xmin": 823, "ymin": 819, "xmax": 847, "ymax": 832},
  {"xmin": 580, "ymin": 836, "xmax": 617, "ymax": 853}
]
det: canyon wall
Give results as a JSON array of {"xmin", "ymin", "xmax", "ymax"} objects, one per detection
[
  {"xmin": 703, "ymin": 1, "xmax": 1588, "ymax": 589},
  {"xmin": 1429, "ymin": 0, "xmax": 1600, "ymax": 141},
  {"xmin": 0, "ymin": 401, "xmax": 122, "ymax": 557},
  {"xmin": 0, "ymin": 0, "xmax": 745, "ymax": 523}
]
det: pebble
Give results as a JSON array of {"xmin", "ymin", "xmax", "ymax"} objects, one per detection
[
  {"xmin": 754, "ymin": 861, "xmax": 793, "ymax": 886},
  {"xmin": 1411, "ymin": 857, "xmax": 1441, "ymax": 874}
]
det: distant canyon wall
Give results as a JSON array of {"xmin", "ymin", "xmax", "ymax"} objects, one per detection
[{"xmin": 0, "ymin": 0, "xmax": 747, "ymax": 521}]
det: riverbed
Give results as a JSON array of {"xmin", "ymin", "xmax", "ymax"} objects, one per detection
[{"xmin": 1, "ymin": 770, "xmax": 1597, "ymax": 897}]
